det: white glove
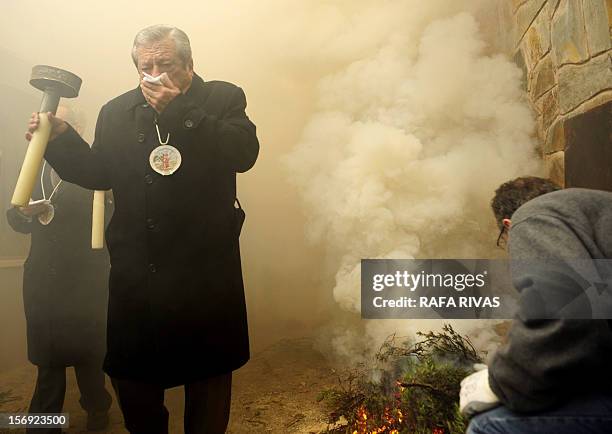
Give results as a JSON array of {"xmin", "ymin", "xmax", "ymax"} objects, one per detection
[{"xmin": 459, "ymin": 365, "xmax": 501, "ymax": 418}]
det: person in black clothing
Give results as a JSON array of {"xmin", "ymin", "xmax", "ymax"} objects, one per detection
[
  {"xmin": 7, "ymin": 105, "xmax": 113, "ymax": 433},
  {"xmin": 25, "ymin": 24, "xmax": 259, "ymax": 434}
]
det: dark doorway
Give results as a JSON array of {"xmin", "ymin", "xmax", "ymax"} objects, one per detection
[{"xmin": 565, "ymin": 101, "xmax": 612, "ymax": 191}]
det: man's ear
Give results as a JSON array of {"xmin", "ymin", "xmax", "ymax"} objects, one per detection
[{"xmin": 502, "ymin": 218, "xmax": 512, "ymax": 229}]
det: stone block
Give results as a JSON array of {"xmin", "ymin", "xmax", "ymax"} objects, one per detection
[
  {"xmin": 544, "ymin": 151, "xmax": 565, "ymax": 187},
  {"xmin": 531, "ymin": 54, "xmax": 556, "ymax": 98},
  {"xmin": 522, "ymin": 10, "xmax": 552, "ymax": 70},
  {"xmin": 513, "ymin": 48, "xmax": 529, "ymax": 92},
  {"xmin": 537, "ymin": 86, "xmax": 559, "ymax": 132},
  {"xmin": 516, "ymin": 0, "xmax": 547, "ymax": 44},
  {"xmin": 558, "ymin": 52, "xmax": 612, "ymax": 113},
  {"xmin": 583, "ymin": 0, "xmax": 612, "ymax": 56},
  {"xmin": 551, "ymin": 0, "xmax": 589, "ymax": 65},
  {"xmin": 569, "ymin": 89, "xmax": 612, "ymax": 117},
  {"xmin": 512, "ymin": 0, "xmax": 529, "ymax": 13},
  {"xmin": 546, "ymin": 0, "xmax": 563, "ymax": 18},
  {"xmin": 543, "ymin": 117, "xmax": 566, "ymax": 154}
]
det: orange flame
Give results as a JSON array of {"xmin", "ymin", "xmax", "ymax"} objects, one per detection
[{"xmin": 351, "ymin": 405, "xmax": 408, "ymax": 434}]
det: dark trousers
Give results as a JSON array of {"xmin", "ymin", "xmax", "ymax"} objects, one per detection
[
  {"xmin": 27, "ymin": 364, "xmax": 112, "ymax": 434},
  {"xmin": 467, "ymin": 393, "xmax": 612, "ymax": 434},
  {"xmin": 111, "ymin": 373, "xmax": 232, "ymax": 434}
]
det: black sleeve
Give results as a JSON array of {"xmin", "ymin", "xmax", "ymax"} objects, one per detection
[
  {"xmin": 44, "ymin": 106, "xmax": 112, "ymax": 190},
  {"xmin": 6, "ymin": 207, "xmax": 33, "ymax": 234},
  {"xmin": 159, "ymin": 85, "xmax": 259, "ymax": 173},
  {"xmin": 488, "ymin": 214, "xmax": 612, "ymax": 412}
]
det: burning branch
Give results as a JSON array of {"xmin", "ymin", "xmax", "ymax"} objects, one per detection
[
  {"xmin": 318, "ymin": 324, "xmax": 484, "ymax": 434},
  {"xmin": 397, "ymin": 381, "xmax": 446, "ymax": 395}
]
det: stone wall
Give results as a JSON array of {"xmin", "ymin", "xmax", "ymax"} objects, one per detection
[{"xmin": 507, "ymin": 0, "xmax": 612, "ymax": 186}]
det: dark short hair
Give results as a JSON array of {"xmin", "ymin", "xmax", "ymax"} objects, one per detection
[{"xmin": 491, "ymin": 176, "xmax": 561, "ymax": 229}]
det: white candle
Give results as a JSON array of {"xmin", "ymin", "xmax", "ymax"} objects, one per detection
[
  {"xmin": 11, "ymin": 113, "xmax": 52, "ymax": 207},
  {"xmin": 91, "ymin": 190, "xmax": 105, "ymax": 249}
]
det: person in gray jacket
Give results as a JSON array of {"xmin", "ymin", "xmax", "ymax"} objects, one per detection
[{"xmin": 464, "ymin": 176, "xmax": 612, "ymax": 433}]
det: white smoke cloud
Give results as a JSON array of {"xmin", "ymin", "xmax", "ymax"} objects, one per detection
[
  {"xmin": 285, "ymin": 5, "xmax": 542, "ymax": 360},
  {"xmin": 1, "ymin": 0, "xmax": 541, "ymax": 361}
]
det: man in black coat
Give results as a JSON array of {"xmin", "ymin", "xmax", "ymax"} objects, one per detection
[
  {"xmin": 8, "ymin": 105, "xmax": 113, "ymax": 433},
  {"xmin": 25, "ymin": 25, "xmax": 259, "ymax": 434}
]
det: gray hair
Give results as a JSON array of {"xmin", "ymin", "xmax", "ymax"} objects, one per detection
[{"xmin": 131, "ymin": 25, "xmax": 192, "ymax": 66}]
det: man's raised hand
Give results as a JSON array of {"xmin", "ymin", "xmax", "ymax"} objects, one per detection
[
  {"xmin": 140, "ymin": 72, "xmax": 181, "ymax": 114},
  {"xmin": 25, "ymin": 112, "xmax": 68, "ymax": 142}
]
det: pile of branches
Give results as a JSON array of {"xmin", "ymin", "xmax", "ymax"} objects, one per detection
[{"xmin": 318, "ymin": 324, "xmax": 484, "ymax": 434}]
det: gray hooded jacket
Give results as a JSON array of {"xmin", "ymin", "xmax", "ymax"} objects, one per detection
[{"xmin": 489, "ymin": 188, "xmax": 612, "ymax": 412}]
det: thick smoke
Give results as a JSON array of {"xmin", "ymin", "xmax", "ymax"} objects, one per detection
[
  {"xmin": 1, "ymin": 0, "xmax": 542, "ymax": 371},
  {"xmin": 285, "ymin": 5, "xmax": 543, "ymax": 362}
]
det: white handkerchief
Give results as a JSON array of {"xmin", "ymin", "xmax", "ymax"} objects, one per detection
[{"xmin": 143, "ymin": 72, "xmax": 163, "ymax": 85}]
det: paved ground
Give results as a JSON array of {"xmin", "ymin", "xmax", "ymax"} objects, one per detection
[{"xmin": 0, "ymin": 338, "xmax": 337, "ymax": 434}]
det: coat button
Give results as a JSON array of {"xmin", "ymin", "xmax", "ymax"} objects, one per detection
[
  {"xmin": 184, "ymin": 119, "xmax": 194, "ymax": 128},
  {"xmin": 146, "ymin": 218, "xmax": 156, "ymax": 230},
  {"xmin": 144, "ymin": 174, "xmax": 153, "ymax": 184},
  {"xmin": 149, "ymin": 263, "xmax": 157, "ymax": 273},
  {"xmin": 137, "ymin": 133, "xmax": 145, "ymax": 142}
]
